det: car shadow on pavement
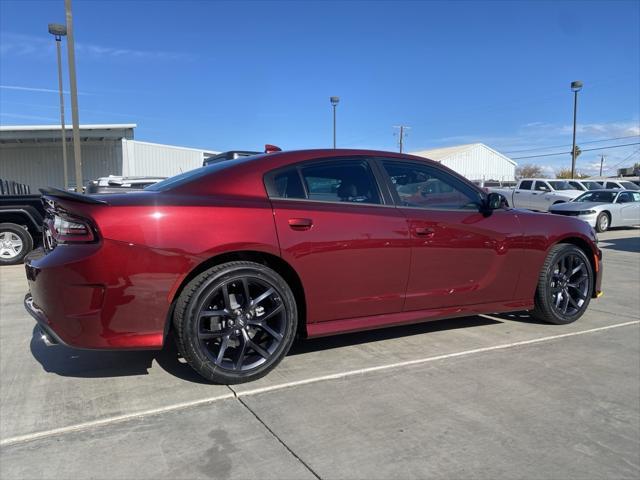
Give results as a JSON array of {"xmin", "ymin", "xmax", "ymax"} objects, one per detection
[
  {"xmin": 598, "ymin": 235, "xmax": 640, "ymax": 254},
  {"xmin": 29, "ymin": 326, "xmax": 210, "ymax": 383},
  {"xmin": 485, "ymin": 311, "xmax": 550, "ymax": 325},
  {"xmin": 288, "ymin": 315, "xmax": 502, "ymax": 356}
]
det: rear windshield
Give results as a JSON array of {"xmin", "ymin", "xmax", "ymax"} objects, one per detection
[{"xmin": 146, "ymin": 155, "xmax": 261, "ymax": 192}]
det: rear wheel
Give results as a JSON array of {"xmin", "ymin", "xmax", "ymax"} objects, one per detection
[
  {"xmin": 173, "ymin": 261, "xmax": 297, "ymax": 384},
  {"xmin": 532, "ymin": 244, "xmax": 593, "ymax": 324},
  {"xmin": 0, "ymin": 223, "xmax": 33, "ymax": 265},
  {"xmin": 595, "ymin": 212, "xmax": 610, "ymax": 232}
]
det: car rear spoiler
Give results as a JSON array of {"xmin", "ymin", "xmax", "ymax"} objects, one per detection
[{"xmin": 39, "ymin": 187, "xmax": 108, "ymax": 205}]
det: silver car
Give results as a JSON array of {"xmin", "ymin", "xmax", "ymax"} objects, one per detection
[{"xmin": 549, "ymin": 189, "xmax": 640, "ymax": 232}]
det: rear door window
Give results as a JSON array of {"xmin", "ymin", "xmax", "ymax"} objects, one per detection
[
  {"xmin": 300, "ymin": 160, "xmax": 381, "ymax": 204},
  {"xmin": 265, "ymin": 159, "xmax": 382, "ymax": 205},
  {"xmin": 519, "ymin": 180, "xmax": 533, "ymax": 190}
]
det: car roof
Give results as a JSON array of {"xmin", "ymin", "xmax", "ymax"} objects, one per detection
[{"xmin": 165, "ymin": 148, "xmax": 446, "ymax": 197}]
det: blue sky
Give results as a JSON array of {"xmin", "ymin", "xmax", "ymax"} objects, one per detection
[{"xmin": 1, "ymin": 0, "xmax": 639, "ymax": 176}]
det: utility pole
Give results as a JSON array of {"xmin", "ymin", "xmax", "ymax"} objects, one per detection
[
  {"xmin": 599, "ymin": 155, "xmax": 605, "ymax": 176},
  {"xmin": 48, "ymin": 23, "xmax": 69, "ymax": 190},
  {"xmin": 393, "ymin": 125, "xmax": 410, "ymax": 153},
  {"xmin": 570, "ymin": 81, "xmax": 583, "ymax": 179},
  {"xmin": 65, "ymin": 0, "xmax": 83, "ymax": 192}
]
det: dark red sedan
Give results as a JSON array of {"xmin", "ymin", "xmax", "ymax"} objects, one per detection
[{"xmin": 24, "ymin": 149, "xmax": 603, "ymax": 383}]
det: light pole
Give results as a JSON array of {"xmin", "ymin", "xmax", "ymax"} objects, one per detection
[
  {"xmin": 570, "ymin": 80, "xmax": 583, "ymax": 179},
  {"xmin": 48, "ymin": 23, "xmax": 69, "ymax": 191},
  {"xmin": 64, "ymin": 0, "xmax": 83, "ymax": 192},
  {"xmin": 330, "ymin": 96, "xmax": 339, "ymax": 148}
]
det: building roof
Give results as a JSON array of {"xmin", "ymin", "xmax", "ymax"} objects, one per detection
[
  {"xmin": 411, "ymin": 142, "xmax": 517, "ymax": 166},
  {"xmin": 0, "ymin": 124, "xmax": 136, "ymax": 144}
]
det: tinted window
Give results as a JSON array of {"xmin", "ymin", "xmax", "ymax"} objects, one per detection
[
  {"xmin": 548, "ymin": 181, "xmax": 573, "ymax": 191},
  {"xmin": 605, "ymin": 182, "xmax": 621, "ymax": 189},
  {"xmin": 568, "ymin": 181, "xmax": 584, "ymax": 190},
  {"xmin": 382, "ymin": 161, "xmax": 481, "ymax": 210},
  {"xmin": 299, "ymin": 160, "xmax": 381, "ymax": 204},
  {"xmin": 620, "ymin": 181, "xmax": 640, "ymax": 191},
  {"xmin": 582, "ymin": 181, "xmax": 604, "ymax": 190},
  {"xmin": 270, "ymin": 168, "xmax": 305, "ymax": 199},
  {"xmin": 616, "ymin": 192, "xmax": 634, "ymax": 203},
  {"xmin": 519, "ymin": 180, "xmax": 533, "ymax": 190},
  {"xmin": 535, "ymin": 181, "xmax": 550, "ymax": 191}
]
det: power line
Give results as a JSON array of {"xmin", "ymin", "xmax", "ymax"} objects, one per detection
[
  {"xmin": 602, "ymin": 148, "xmax": 640, "ymax": 173},
  {"xmin": 503, "ymin": 134, "xmax": 640, "ymax": 154},
  {"xmin": 511, "ymin": 142, "xmax": 640, "ymax": 160}
]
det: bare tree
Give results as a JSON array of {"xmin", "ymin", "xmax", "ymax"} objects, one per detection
[
  {"xmin": 515, "ymin": 164, "xmax": 545, "ymax": 179},
  {"xmin": 555, "ymin": 168, "xmax": 588, "ymax": 179}
]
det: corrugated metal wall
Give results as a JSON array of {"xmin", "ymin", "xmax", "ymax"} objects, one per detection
[
  {"xmin": 122, "ymin": 140, "xmax": 207, "ymax": 177},
  {"xmin": 441, "ymin": 144, "xmax": 515, "ymax": 182},
  {"xmin": 0, "ymin": 140, "xmax": 122, "ymax": 190}
]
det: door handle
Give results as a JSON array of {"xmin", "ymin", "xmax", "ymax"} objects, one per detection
[
  {"xmin": 288, "ymin": 218, "xmax": 313, "ymax": 230},
  {"xmin": 414, "ymin": 226, "xmax": 435, "ymax": 237}
]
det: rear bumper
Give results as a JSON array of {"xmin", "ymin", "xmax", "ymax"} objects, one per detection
[
  {"xmin": 24, "ymin": 294, "xmax": 64, "ymax": 346},
  {"xmin": 24, "ymin": 244, "xmax": 167, "ymax": 350}
]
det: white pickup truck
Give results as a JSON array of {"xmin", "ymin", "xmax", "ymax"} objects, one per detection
[{"xmin": 489, "ymin": 179, "xmax": 584, "ymax": 211}]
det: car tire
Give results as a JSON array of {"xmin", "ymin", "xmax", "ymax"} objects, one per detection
[
  {"xmin": 0, "ymin": 223, "xmax": 33, "ymax": 266},
  {"xmin": 595, "ymin": 212, "xmax": 610, "ymax": 233},
  {"xmin": 173, "ymin": 261, "xmax": 298, "ymax": 384},
  {"xmin": 531, "ymin": 244, "xmax": 593, "ymax": 325}
]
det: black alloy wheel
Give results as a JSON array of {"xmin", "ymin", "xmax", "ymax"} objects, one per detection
[
  {"xmin": 173, "ymin": 261, "xmax": 297, "ymax": 384},
  {"xmin": 532, "ymin": 244, "xmax": 593, "ymax": 324}
]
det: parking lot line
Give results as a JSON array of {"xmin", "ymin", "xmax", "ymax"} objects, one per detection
[{"xmin": 1, "ymin": 319, "xmax": 637, "ymax": 448}]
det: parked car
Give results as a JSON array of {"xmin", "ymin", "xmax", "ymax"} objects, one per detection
[
  {"xmin": 0, "ymin": 194, "xmax": 44, "ymax": 265},
  {"xmin": 85, "ymin": 176, "xmax": 166, "ymax": 194},
  {"xmin": 567, "ymin": 180, "xmax": 605, "ymax": 191},
  {"xmin": 24, "ymin": 149, "xmax": 602, "ymax": 384},
  {"xmin": 490, "ymin": 178, "xmax": 584, "ymax": 211},
  {"xmin": 549, "ymin": 189, "xmax": 640, "ymax": 232},
  {"xmin": 596, "ymin": 178, "xmax": 640, "ymax": 191}
]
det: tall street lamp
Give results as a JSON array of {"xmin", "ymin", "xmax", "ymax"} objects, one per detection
[
  {"xmin": 570, "ymin": 80, "xmax": 583, "ymax": 179},
  {"xmin": 48, "ymin": 23, "xmax": 69, "ymax": 191},
  {"xmin": 330, "ymin": 96, "xmax": 339, "ymax": 148},
  {"xmin": 64, "ymin": 0, "xmax": 83, "ymax": 192}
]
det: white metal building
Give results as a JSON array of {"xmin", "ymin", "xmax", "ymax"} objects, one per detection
[
  {"xmin": 410, "ymin": 143, "xmax": 516, "ymax": 183},
  {"xmin": 0, "ymin": 124, "xmax": 219, "ymax": 191}
]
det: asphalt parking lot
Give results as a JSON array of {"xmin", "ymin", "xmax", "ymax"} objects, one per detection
[{"xmin": 1, "ymin": 228, "xmax": 639, "ymax": 480}]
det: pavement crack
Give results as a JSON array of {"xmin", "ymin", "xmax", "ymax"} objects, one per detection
[{"xmin": 227, "ymin": 385, "xmax": 321, "ymax": 480}]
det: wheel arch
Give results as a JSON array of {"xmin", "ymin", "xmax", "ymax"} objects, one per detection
[
  {"xmin": 165, "ymin": 250, "xmax": 308, "ymax": 340},
  {"xmin": 555, "ymin": 235, "xmax": 598, "ymax": 282}
]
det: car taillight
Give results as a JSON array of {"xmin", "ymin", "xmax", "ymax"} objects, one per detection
[{"xmin": 49, "ymin": 214, "xmax": 95, "ymax": 243}]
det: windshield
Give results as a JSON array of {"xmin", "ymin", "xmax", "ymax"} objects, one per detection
[
  {"xmin": 581, "ymin": 181, "xmax": 604, "ymax": 190},
  {"xmin": 548, "ymin": 181, "xmax": 575, "ymax": 191},
  {"xmin": 620, "ymin": 181, "xmax": 640, "ymax": 191},
  {"xmin": 574, "ymin": 191, "xmax": 616, "ymax": 203}
]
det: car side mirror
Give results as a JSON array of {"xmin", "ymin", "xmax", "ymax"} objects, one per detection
[{"xmin": 487, "ymin": 192, "xmax": 504, "ymax": 209}]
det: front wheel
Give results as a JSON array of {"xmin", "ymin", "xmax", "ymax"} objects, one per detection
[
  {"xmin": 531, "ymin": 244, "xmax": 593, "ymax": 324},
  {"xmin": 173, "ymin": 261, "xmax": 297, "ymax": 384},
  {"xmin": 595, "ymin": 212, "xmax": 610, "ymax": 233}
]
